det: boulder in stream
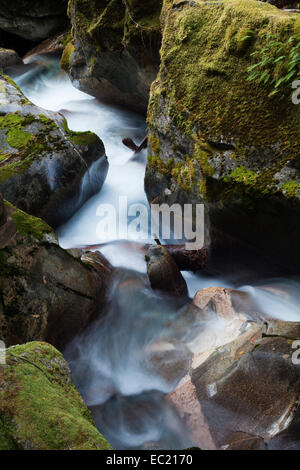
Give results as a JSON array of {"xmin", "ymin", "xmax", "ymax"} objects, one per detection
[
  {"xmin": 0, "ymin": 197, "xmax": 113, "ymax": 351},
  {"xmin": 146, "ymin": 245, "xmax": 188, "ymax": 298},
  {"xmin": 145, "ymin": 0, "xmax": 300, "ymax": 274},
  {"xmin": 0, "ymin": 74, "xmax": 108, "ymax": 228}
]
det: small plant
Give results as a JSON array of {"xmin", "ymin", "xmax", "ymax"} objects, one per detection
[{"xmin": 246, "ymin": 32, "xmax": 300, "ymax": 97}]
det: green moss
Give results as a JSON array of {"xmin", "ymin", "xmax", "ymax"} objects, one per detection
[
  {"xmin": 0, "ymin": 342, "xmax": 112, "ymax": 450},
  {"xmin": 230, "ymin": 166, "xmax": 258, "ymax": 186},
  {"xmin": 0, "ymin": 113, "xmax": 35, "ymax": 149},
  {"xmin": 0, "ymin": 112, "xmax": 67, "ymax": 185},
  {"xmin": 61, "ymin": 118, "xmax": 100, "ymax": 146},
  {"xmin": 282, "ymin": 180, "xmax": 300, "ymax": 198},
  {"xmin": 60, "ymin": 41, "xmax": 75, "ymax": 72},
  {"xmin": 149, "ymin": 133, "xmax": 161, "ymax": 154},
  {"xmin": 3, "ymin": 201, "xmax": 54, "ymax": 241}
]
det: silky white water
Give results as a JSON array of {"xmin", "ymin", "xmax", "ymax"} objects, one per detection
[{"xmin": 13, "ymin": 56, "xmax": 300, "ymax": 450}]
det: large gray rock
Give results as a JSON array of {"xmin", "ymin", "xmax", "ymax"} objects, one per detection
[
  {"xmin": 0, "ymin": 74, "xmax": 108, "ymax": 228},
  {"xmin": 145, "ymin": 0, "xmax": 300, "ymax": 274},
  {"xmin": 0, "ymin": 0, "xmax": 68, "ymax": 41},
  {"xmin": 0, "ymin": 199, "xmax": 113, "ymax": 351}
]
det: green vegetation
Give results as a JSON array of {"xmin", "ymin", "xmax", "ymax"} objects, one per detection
[
  {"xmin": 247, "ymin": 28, "xmax": 300, "ymax": 97},
  {"xmin": 0, "ymin": 342, "xmax": 112, "ymax": 450},
  {"xmin": 60, "ymin": 40, "xmax": 75, "ymax": 71},
  {"xmin": 61, "ymin": 118, "xmax": 100, "ymax": 146},
  {"xmin": 3, "ymin": 200, "xmax": 54, "ymax": 241}
]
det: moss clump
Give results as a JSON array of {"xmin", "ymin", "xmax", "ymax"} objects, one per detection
[
  {"xmin": 0, "ymin": 342, "xmax": 112, "ymax": 450},
  {"xmin": 0, "ymin": 111, "xmax": 68, "ymax": 185},
  {"xmin": 230, "ymin": 166, "xmax": 258, "ymax": 186},
  {"xmin": 61, "ymin": 118, "xmax": 100, "ymax": 146},
  {"xmin": 0, "ymin": 113, "xmax": 34, "ymax": 149},
  {"xmin": 282, "ymin": 180, "xmax": 300, "ymax": 198},
  {"xmin": 149, "ymin": 133, "xmax": 161, "ymax": 154},
  {"xmin": 60, "ymin": 41, "xmax": 75, "ymax": 72},
  {"xmin": 3, "ymin": 200, "xmax": 54, "ymax": 241}
]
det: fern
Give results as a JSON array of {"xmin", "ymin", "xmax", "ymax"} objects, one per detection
[{"xmin": 246, "ymin": 32, "xmax": 300, "ymax": 98}]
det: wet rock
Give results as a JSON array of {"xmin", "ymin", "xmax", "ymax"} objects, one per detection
[
  {"xmin": 146, "ymin": 245, "xmax": 188, "ymax": 297},
  {"xmin": 0, "ymin": 200, "xmax": 113, "ymax": 351},
  {"xmin": 0, "ymin": 0, "xmax": 69, "ymax": 41},
  {"xmin": 167, "ymin": 299, "xmax": 300, "ymax": 449},
  {"xmin": 193, "ymin": 287, "xmax": 261, "ymax": 322},
  {"xmin": 263, "ymin": 319, "xmax": 300, "ymax": 340},
  {"xmin": 24, "ymin": 32, "xmax": 70, "ymax": 60},
  {"xmin": 0, "ymin": 48, "xmax": 22, "ymax": 70},
  {"xmin": 0, "ymin": 74, "xmax": 108, "ymax": 228},
  {"xmin": 145, "ymin": 339, "xmax": 192, "ymax": 388},
  {"xmin": 63, "ymin": 0, "xmax": 162, "ymax": 112},
  {"xmin": 0, "ymin": 342, "xmax": 111, "ymax": 450}
]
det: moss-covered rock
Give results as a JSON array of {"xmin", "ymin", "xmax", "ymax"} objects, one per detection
[
  {"xmin": 0, "ymin": 198, "xmax": 113, "ymax": 350},
  {"xmin": 64, "ymin": 0, "xmax": 162, "ymax": 112},
  {"xmin": 145, "ymin": 0, "xmax": 300, "ymax": 274},
  {"xmin": 0, "ymin": 74, "xmax": 108, "ymax": 228},
  {"xmin": 0, "ymin": 342, "xmax": 111, "ymax": 450},
  {"xmin": 0, "ymin": 0, "xmax": 69, "ymax": 41}
]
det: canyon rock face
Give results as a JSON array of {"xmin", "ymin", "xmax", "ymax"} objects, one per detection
[
  {"xmin": 0, "ymin": 198, "xmax": 113, "ymax": 351},
  {"xmin": 145, "ymin": 0, "xmax": 300, "ymax": 274},
  {"xmin": 63, "ymin": 0, "xmax": 162, "ymax": 112},
  {"xmin": 0, "ymin": 342, "xmax": 111, "ymax": 450},
  {"xmin": 0, "ymin": 0, "xmax": 68, "ymax": 41},
  {"xmin": 0, "ymin": 74, "xmax": 108, "ymax": 228}
]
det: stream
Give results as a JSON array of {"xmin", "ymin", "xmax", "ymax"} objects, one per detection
[{"xmin": 12, "ymin": 56, "xmax": 300, "ymax": 450}]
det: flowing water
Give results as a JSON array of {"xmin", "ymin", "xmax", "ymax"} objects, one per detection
[{"xmin": 12, "ymin": 56, "xmax": 300, "ymax": 449}]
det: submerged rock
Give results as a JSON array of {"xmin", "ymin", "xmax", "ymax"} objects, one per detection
[
  {"xmin": 0, "ymin": 342, "xmax": 111, "ymax": 450},
  {"xmin": 145, "ymin": 0, "xmax": 300, "ymax": 274},
  {"xmin": 0, "ymin": 74, "xmax": 108, "ymax": 228},
  {"xmin": 63, "ymin": 0, "xmax": 162, "ymax": 112},
  {"xmin": 0, "ymin": 0, "xmax": 69, "ymax": 41},
  {"xmin": 0, "ymin": 199, "xmax": 113, "ymax": 351}
]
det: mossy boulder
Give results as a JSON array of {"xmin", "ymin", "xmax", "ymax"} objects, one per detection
[
  {"xmin": 0, "ymin": 342, "xmax": 111, "ymax": 450},
  {"xmin": 0, "ymin": 74, "xmax": 108, "ymax": 228},
  {"xmin": 0, "ymin": 0, "xmax": 69, "ymax": 41},
  {"xmin": 64, "ymin": 0, "xmax": 163, "ymax": 112},
  {"xmin": 0, "ymin": 198, "xmax": 113, "ymax": 350},
  {"xmin": 145, "ymin": 0, "xmax": 300, "ymax": 274}
]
